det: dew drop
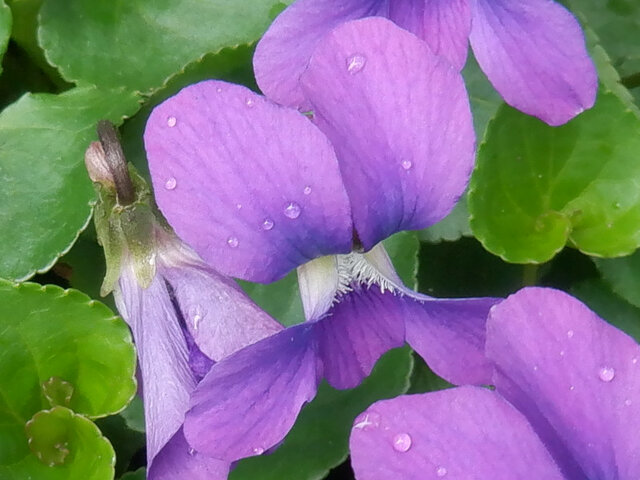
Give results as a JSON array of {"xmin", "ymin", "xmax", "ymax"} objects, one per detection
[
  {"xmin": 245, "ymin": 98, "xmax": 255, "ymax": 108},
  {"xmin": 236, "ymin": 203, "xmax": 243, "ymax": 210},
  {"xmin": 401, "ymin": 160, "xmax": 412, "ymax": 170},
  {"xmin": 598, "ymin": 366, "xmax": 615, "ymax": 382},
  {"xmin": 353, "ymin": 411, "xmax": 381, "ymax": 431},
  {"xmin": 614, "ymin": 202, "xmax": 621, "ymax": 209},
  {"xmin": 253, "ymin": 447, "xmax": 264, "ymax": 455},
  {"xmin": 537, "ymin": 174, "xmax": 543, "ymax": 179},
  {"xmin": 165, "ymin": 177, "xmax": 177, "ymax": 190},
  {"xmin": 167, "ymin": 116, "xmax": 177, "ymax": 127},
  {"xmin": 633, "ymin": 357, "xmax": 638, "ymax": 365},
  {"xmin": 188, "ymin": 447, "xmax": 196, "ymax": 456},
  {"xmin": 533, "ymin": 365, "xmax": 539, "ymax": 372},
  {"xmin": 216, "ymin": 87, "xmax": 223, "ymax": 93},
  {"xmin": 559, "ymin": 350, "xmax": 566, "ymax": 357},
  {"xmin": 262, "ymin": 218, "xmax": 274, "ymax": 231},
  {"xmin": 392, "ymin": 433, "xmax": 412, "ymax": 453},
  {"xmin": 303, "ymin": 186, "xmax": 312, "ymax": 195},
  {"xmin": 567, "ymin": 330, "xmax": 574, "ymax": 339},
  {"xmin": 193, "ymin": 314, "xmax": 202, "ymax": 331},
  {"xmin": 284, "ymin": 202, "xmax": 301, "ymax": 219},
  {"xmin": 625, "ymin": 399, "xmax": 632, "ymax": 406},
  {"xmin": 227, "ymin": 236, "xmax": 239, "ymax": 248},
  {"xmin": 436, "ymin": 467, "xmax": 448, "ymax": 477},
  {"xmin": 346, "ymin": 54, "xmax": 367, "ymax": 74},
  {"xmin": 569, "ymin": 385, "xmax": 575, "ymax": 391}
]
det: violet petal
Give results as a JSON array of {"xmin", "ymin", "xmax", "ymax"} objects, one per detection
[
  {"xmin": 183, "ymin": 323, "xmax": 320, "ymax": 461},
  {"xmin": 487, "ymin": 287, "xmax": 640, "ymax": 479},
  {"xmin": 254, "ymin": 0, "xmax": 387, "ymax": 108},
  {"xmin": 469, "ymin": 0, "xmax": 597, "ymax": 125},
  {"xmin": 301, "ymin": 17, "xmax": 475, "ymax": 250},
  {"xmin": 350, "ymin": 387, "xmax": 566, "ymax": 479},
  {"xmin": 144, "ymin": 80, "xmax": 353, "ymax": 283}
]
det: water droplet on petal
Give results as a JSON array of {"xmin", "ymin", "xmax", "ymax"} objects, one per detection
[
  {"xmin": 193, "ymin": 314, "xmax": 202, "ymax": 330},
  {"xmin": 401, "ymin": 160, "xmax": 412, "ymax": 170},
  {"xmin": 436, "ymin": 467, "xmax": 448, "ymax": 477},
  {"xmin": 567, "ymin": 330, "xmax": 574, "ymax": 339},
  {"xmin": 353, "ymin": 411, "xmax": 381, "ymax": 431},
  {"xmin": 569, "ymin": 385, "xmax": 575, "ymax": 391},
  {"xmin": 559, "ymin": 350, "xmax": 566, "ymax": 357},
  {"xmin": 625, "ymin": 399, "xmax": 632, "ymax": 406},
  {"xmin": 188, "ymin": 447, "xmax": 196, "ymax": 456},
  {"xmin": 303, "ymin": 186, "xmax": 312, "ymax": 195},
  {"xmin": 533, "ymin": 365, "xmax": 539, "ymax": 372},
  {"xmin": 236, "ymin": 203, "xmax": 243, "ymax": 210},
  {"xmin": 598, "ymin": 366, "xmax": 615, "ymax": 382},
  {"xmin": 253, "ymin": 447, "xmax": 264, "ymax": 455},
  {"xmin": 284, "ymin": 202, "xmax": 301, "ymax": 219},
  {"xmin": 262, "ymin": 218, "xmax": 274, "ymax": 231},
  {"xmin": 392, "ymin": 433, "xmax": 412, "ymax": 452},
  {"xmin": 216, "ymin": 87, "xmax": 223, "ymax": 93},
  {"xmin": 227, "ymin": 236, "xmax": 239, "ymax": 248},
  {"xmin": 165, "ymin": 177, "xmax": 177, "ymax": 190},
  {"xmin": 346, "ymin": 54, "xmax": 366, "ymax": 74},
  {"xmin": 245, "ymin": 98, "xmax": 255, "ymax": 108},
  {"xmin": 167, "ymin": 116, "xmax": 177, "ymax": 127}
]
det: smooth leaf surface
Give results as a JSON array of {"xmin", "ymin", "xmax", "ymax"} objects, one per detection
[
  {"xmin": 595, "ymin": 252, "xmax": 640, "ymax": 310},
  {"xmin": 0, "ymin": 280, "xmax": 136, "ymax": 467},
  {"xmin": 0, "ymin": 407, "xmax": 115, "ymax": 480},
  {"xmin": 230, "ymin": 347, "xmax": 412, "ymax": 480},
  {"xmin": 38, "ymin": 0, "xmax": 282, "ymax": 93},
  {"xmin": 469, "ymin": 90, "xmax": 640, "ymax": 263},
  {"xmin": 0, "ymin": 87, "xmax": 141, "ymax": 280}
]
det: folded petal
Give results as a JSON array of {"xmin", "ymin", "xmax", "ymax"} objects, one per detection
[
  {"xmin": 183, "ymin": 323, "xmax": 320, "ymax": 461},
  {"xmin": 350, "ymin": 387, "xmax": 566, "ymax": 480},
  {"xmin": 301, "ymin": 18, "xmax": 475, "ymax": 249},
  {"xmin": 160, "ymin": 261, "xmax": 282, "ymax": 361},
  {"xmin": 114, "ymin": 267, "xmax": 195, "ymax": 464},
  {"xmin": 469, "ymin": 0, "xmax": 597, "ymax": 126},
  {"xmin": 487, "ymin": 287, "xmax": 640, "ymax": 479},
  {"xmin": 148, "ymin": 429, "xmax": 230, "ymax": 480},
  {"xmin": 316, "ymin": 287, "xmax": 406, "ymax": 389},
  {"xmin": 404, "ymin": 295, "xmax": 500, "ymax": 385},
  {"xmin": 145, "ymin": 80, "xmax": 353, "ymax": 283},
  {"xmin": 254, "ymin": 0, "xmax": 387, "ymax": 108},
  {"xmin": 388, "ymin": 0, "xmax": 471, "ymax": 70}
]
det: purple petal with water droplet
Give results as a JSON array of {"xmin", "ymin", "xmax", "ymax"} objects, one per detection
[
  {"xmin": 144, "ymin": 80, "xmax": 353, "ymax": 283},
  {"xmin": 301, "ymin": 17, "xmax": 475, "ymax": 249},
  {"xmin": 254, "ymin": 0, "xmax": 387, "ymax": 108},
  {"xmin": 350, "ymin": 387, "xmax": 566, "ymax": 479},
  {"xmin": 388, "ymin": 0, "xmax": 471, "ymax": 70},
  {"xmin": 469, "ymin": 0, "xmax": 597, "ymax": 126},
  {"xmin": 148, "ymin": 428, "xmax": 230, "ymax": 480},
  {"xmin": 487, "ymin": 287, "xmax": 640, "ymax": 479},
  {"xmin": 183, "ymin": 323, "xmax": 320, "ymax": 461},
  {"xmin": 315, "ymin": 287, "xmax": 406, "ymax": 389},
  {"xmin": 404, "ymin": 294, "xmax": 499, "ymax": 386}
]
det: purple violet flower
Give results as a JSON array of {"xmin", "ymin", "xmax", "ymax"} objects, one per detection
[
  {"xmin": 143, "ymin": 17, "xmax": 498, "ymax": 463},
  {"xmin": 254, "ymin": 0, "xmax": 598, "ymax": 126},
  {"xmin": 350, "ymin": 287, "xmax": 640, "ymax": 479},
  {"xmin": 86, "ymin": 124, "xmax": 282, "ymax": 479}
]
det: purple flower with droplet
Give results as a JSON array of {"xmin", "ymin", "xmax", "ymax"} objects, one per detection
[
  {"xmin": 350, "ymin": 287, "xmax": 640, "ymax": 479},
  {"xmin": 255, "ymin": 0, "xmax": 597, "ymax": 126},
  {"xmin": 86, "ymin": 124, "xmax": 282, "ymax": 479},
  {"xmin": 144, "ymin": 17, "xmax": 499, "ymax": 464}
]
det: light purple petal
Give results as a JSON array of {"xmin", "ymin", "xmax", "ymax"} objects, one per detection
[
  {"xmin": 114, "ymin": 266, "xmax": 195, "ymax": 464},
  {"xmin": 183, "ymin": 323, "xmax": 320, "ymax": 461},
  {"xmin": 301, "ymin": 17, "xmax": 475, "ymax": 249},
  {"xmin": 160, "ymin": 261, "xmax": 282, "ymax": 362},
  {"xmin": 404, "ymin": 295, "xmax": 499, "ymax": 386},
  {"xmin": 254, "ymin": 0, "xmax": 387, "ymax": 108},
  {"xmin": 469, "ymin": 0, "xmax": 597, "ymax": 126},
  {"xmin": 350, "ymin": 386, "xmax": 566, "ymax": 479},
  {"xmin": 388, "ymin": 0, "xmax": 471, "ymax": 70},
  {"xmin": 487, "ymin": 287, "xmax": 640, "ymax": 479},
  {"xmin": 144, "ymin": 80, "xmax": 353, "ymax": 283},
  {"xmin": 316, "ymin": 287, "xmax": 406, "ymax": 389},
  {"xmin": 148, "ymin": 429, "xmax": 230, "ymax": 480}
]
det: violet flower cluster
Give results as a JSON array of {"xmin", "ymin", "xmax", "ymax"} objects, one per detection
[{"xmin": 92, "ymin": 1, "xmax": 638, "ymax": 478}]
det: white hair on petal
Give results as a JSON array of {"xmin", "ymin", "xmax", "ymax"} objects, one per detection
[{"xmin": 334, "ymin": 251, "xmax": 401, "ymax": 300}]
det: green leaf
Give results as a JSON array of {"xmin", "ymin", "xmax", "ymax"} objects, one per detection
[
  {"xmin": 0, "ymin": 281, "xmax": 137, "ymax": 447},
  {"xmin": 572, "ymin": 278, "xmax": 640, "ymax": 342},
  {"xmin": 118, "ymin": 395, "xmax": 144, "ymax": 433},
  {"xmin": 0, "ymin": 0, "xmax": 11, "ymax": 73},
  {"xmin": 468, "ymin": 90, "xmax": 640, "ymax": 264},
  {"xmin": 240, "ymin": 232, "xmax": 421, "ymax": 326},
  {"xmin": 0, "ymin": 407, "xmax": 115, "ymax": 480},
  {"xmin": 230, "ymin": 347, "xmax": 412, "ymax": 480},
  {"xmin": 120, "ymin": 468, "xmax": 145, "ymax": 480},
  {"xmin": 594, "ymin": 252, "xmax": 640, "ymax": 310},
  {"xmin": 0, "ymin": 87, "xmax": 142, "ymax": 280},
  {"xmin": 95, "ymin": 414, "xmax": 144, "ymax": 477},
  {"xmin": 38, "ymin": 0, "xmax": 282, "ymax": 93},
  {"xmin": 419, "ymin": 193, "xmax": 472, "ymax": 244},
  {"xmin": 462, "ymin": 53, "xmax": 503, "ymax": 141}
]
